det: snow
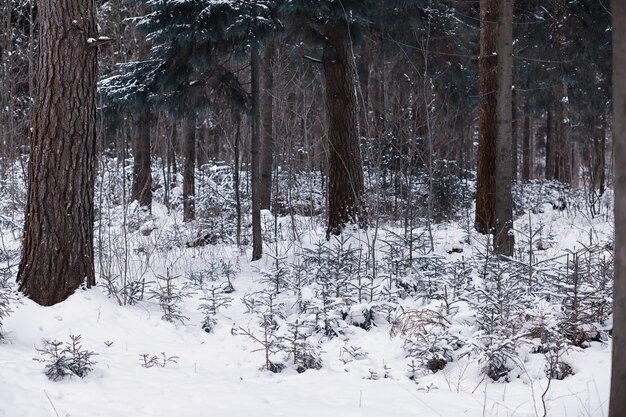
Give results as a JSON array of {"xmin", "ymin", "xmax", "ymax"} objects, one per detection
[
  {"xmin": 0, "ymin": 178, "xmax": 614, "ymax": 417},
  {"xmin": 0, "ymin": 286, "xmax": 609, "ymax": 417}
]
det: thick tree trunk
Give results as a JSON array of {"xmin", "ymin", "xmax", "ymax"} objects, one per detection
[
  {"xmin": 132, "ymin": 111, "xmax": 153, "ymax": 209},
  {"xmin": 259, "ymin": 41, "xmax": 274, "ymax": 211},
  {"xmin": 493, "ymin": 0, "xmax": 514, "ymax": 256},
  {"xmin": 251, "ymin": 47, "xmax": 262, "ymax": 261},
  {"xmin": 17, "ymin": 0, "xmax": 98, "ymax": 306},
  {"xmin": 474, "ymin": 0, "xmax": 498, "ymax": 234},
  {"xmin": 323, "ymin": 24, "xmax": 367, "ymax": 238},
  {"xmin": 611, "ymin": 3, "xmax": 626, "ymax": 415},
  {"xmin": 183, "ymin": 116, "xmax": 196, "ymax": 222}
]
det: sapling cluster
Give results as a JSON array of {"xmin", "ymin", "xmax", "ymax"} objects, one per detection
[{"xmin": 35, "ymin": 334, "xmax": 98, "ymax": 381}]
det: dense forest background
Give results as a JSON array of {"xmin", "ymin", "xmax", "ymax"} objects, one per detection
[
  {"xmin": 0, "ymin": 2, "xmax": 621, "ymax": 416},
  {"xmin": 0, "ymin": 0, "xmax": 612, "ymax": 240}
]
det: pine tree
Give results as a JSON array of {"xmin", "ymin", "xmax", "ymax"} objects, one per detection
[
  {"xmin": 18, "ymin": 0, "xmax": 98, "ymax": 305},
  {"xmin": 280, "ymin": 0, "xmax": 425, "ymax": 238},
  {"xmin": 610, "ymin": 3, "xmax": 626, "ymax": 415}
]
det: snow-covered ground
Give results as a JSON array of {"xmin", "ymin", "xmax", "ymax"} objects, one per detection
[{"xmin": 0, "ymin": 182, "xmax": 614, "ymax": 417}]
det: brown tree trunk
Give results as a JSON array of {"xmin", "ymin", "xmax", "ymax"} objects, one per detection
[
  {"xmin": 323, "ymin": 23, "xmax": 367, "ymax": 238},
  {"xmin": 259, "ymin": 41, "xmax": 274, "ymax": 211},
  {"xmin": 251, "ymin": 47, "xmax": 263, "ymax": 261},
  {"xmin": 493, "ymin": 0, "xmax": 514, "ymax": 256},
  {"xmin": 474, "ymin": 0, "xmax": 498, "ymax": 234},
  {"xmin": 611, "ymin": 3, "xmax": 626, "ymax": 415},
  {"xmin": 132, "ymin": 111, "xmax": 153, "ymax": 209},
  {"xmin": 183, "ymin": 116, "xmax": 196, "ymax": 222},
  {"xmin": 17, "ymin": 0, "xmax": 98, "ymax": 306}
]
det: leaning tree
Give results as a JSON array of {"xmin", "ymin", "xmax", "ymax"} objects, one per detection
[{"xmin": 17, "ymin": 0, "xmax": 99, "ymax": 305}]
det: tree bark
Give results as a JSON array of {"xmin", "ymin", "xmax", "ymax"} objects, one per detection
[
  {"xmin": 593, "ymin": 114, "xmax": 606, "ymax": 194},
  {"xmin": 545, "ymin": 108, "xmax": 555, "ymax": 180},
  {"xmin": 493, "ymin": 0, "xmax": 514, "ymax": 256},
  {"xmin": 259, "ymin": 41, "xmax": 274, "ymax": 211},
  {"xmin": 610, "ymin": 2, "xmax": 626, "ymax": 415},
  {"xmin": 17, "ymin": 0, "xmax": 98, "ymax": 306},
  {"xmin": 474, "ymin": 0, "xmax": 498, "ymax": 234},
  {"xmin": 556, "ymin": 83, "xmax": 571, "ymax": 184},
  {"xmin": 132, "ymin": 111, "xmax": 153, "ymax": 209},
  {"xmin": 234, "ymin": 114, "xmax": 242, "ymax": 246},
  {"xmin": 322, "ymin": 23, "xmax": 367, "ymax": 238},
  {"xmin": 183, "ymin": 115, "xmax": 196, "ymax": 222},
  {"xmin": 522, "ymin": 113, "xmax": 532, "ymax": 182},
  {"xmin": 251, "ymin": 46, "xmax": 263, "ymax": 261}
]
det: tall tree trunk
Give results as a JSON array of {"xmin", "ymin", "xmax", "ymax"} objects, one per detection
[
  {"xmin": 556, "ymin": 83, "xmax": 571, "ymax": 183},
  {"xmin": 183, "ymin": 116, "xmax": 196, "ymax": 222},
  {"xmin": 493, "ymin": 0, "xmax": 514, "ymax": 256},
  {"xmin": 593, "ymin": 114, "xmax": 606, "ymax": 194},
  {"xmin": 251, "ymin": 47, "xmax": 263, "ymax": 261},
  {"xmin": 522, "ymin": 114, "xmax": 532, "ymax": 182},
  {"xmin": 323, "ymin": 23, "xmax": 367, "ymax": 238},
  {"xmin": 474, "ymin": 0, "xmax": 498, "ymax": 234},
  {"xmin": 610, "ymin": 3, "xmax": 626, "ymax": 415},
  {"xmin": 132, "ymin": 111, "xmax": 153, "ymax": 210},
  {"xmin": 259, "ymin": 41, "xmax": 274, "ymax": 210},
  {"xmin": 545, "ymin": 108, "xmax": 556, "ymax": 180},
  {"xmin": 17, "ymin": 0, "xmax": 98, "ymax": 306},
  {"xmin": 234, "ymin": 114, "xmax": 242, "ymax": 246},
  {"xmin": 511, "ymin": 87, "xmax": 518, "ymax": 182}
]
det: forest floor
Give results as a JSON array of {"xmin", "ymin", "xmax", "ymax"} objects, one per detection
[{"xmin": 0, "ymin": 180, "xmax": 614, "ymax": 417}]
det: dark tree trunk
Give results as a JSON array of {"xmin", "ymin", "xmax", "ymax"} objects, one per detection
[
  {"xmin": 259, "ymin": 41, "xmax": 274, "ymax": 211},
  {"xmin": 234, "ymin": 114, "xmax": 242, "ymax": 246},
  {"xmin": 132, "ymin": 111, "xmax": 153, "ymax": 210},
  {"xmin": 474, "ymin": 0, "xmax": 498, "ymax": 234},
  {"xmin": 522, "ymin": 114, "xmax": 532, "ymax": 182},
  {"xmin": 493, "ymin": 0, "xmax": 514, "ymax": 256},
  {"xmin": 511, "ymin": 87, "xmax": 518, "ymax": 182},
  {"xmin": 556, "ymin": 83, "xmax": 571, "ymax": 184},
  {"xmin": 183, "ymin": 116, "xmax": 196, "ymax": 222},
  {"xmin": 593, "ymin": 114, "xmax": 606, "ymax": 194},
  {"xmin": 17, "ymin": 0, "xmax": 98, "ymax": 306},
  {"xmin": 545, "ymin": 108, "xmax": 555, "ymax": 180},
  {"xmin": 612, "ymin": 0, "xmax": 626, "ymax": 413},
  {"xmin": 251, "ymin": 47, "xmax": 262, "ymax": 261},
  {"xmin": 322, "ymin": 23, "xmax": 367, "ymax": 238}
]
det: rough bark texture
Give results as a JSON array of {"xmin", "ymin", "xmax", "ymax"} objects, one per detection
[
  {"xmin": 611, "ymin": 2, "xmax": 626, "ymax": 414},
  {"xmin": 323, "ymin": 24, "xmax": 367, "ymax": 238},
  {"xmin": 132, "ymin": 111, "xmax": 153, "ymax": 209},
  {"xmin": 493, "ymin": 0, "xmax": 514, "ymax": 256},
  {"xmin": 259, "ymin": 41, "xmax": 274, "ymax": 211},
  {"xmin": 17, "ymin": 0, "xmax": 98, "ymax": 306},
  {"xmin": 251, "ymin": 47, "xmax": 262, "ymax": 261},
  {"xmin": 474, "ymin": 0, "xmax": 498, "ymax": 234},
  {"xmin": 183, "ymin": 116, "xmax": 196, "ymax": 222}
]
